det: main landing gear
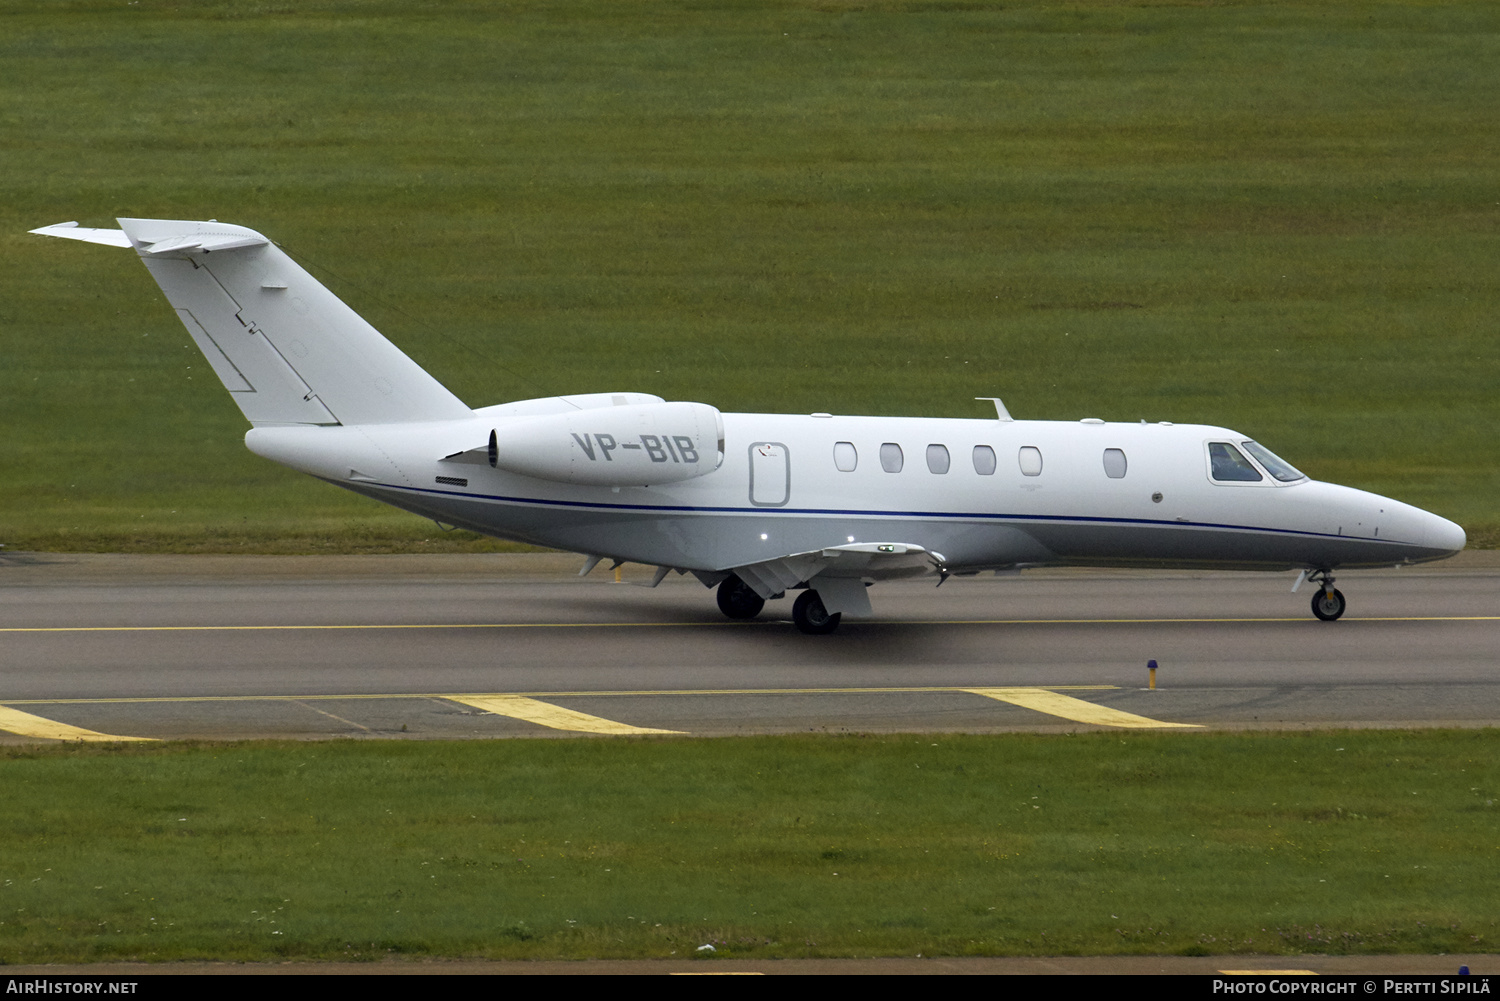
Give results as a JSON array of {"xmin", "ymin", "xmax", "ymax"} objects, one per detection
[
  {"xmin": 716, "ymin": 575, "xmax": 765, "ymax": 620},
  {"xmin": 1307, "ymin": 569, "xmax": 1346, "ymax": 621},
  {"xmin": 792, "ymin": 589, "xmax": 841, "ymax": 635},
  {"xmin": 715, "ymin": 575, "xmax": 843, "ymax": 634}
]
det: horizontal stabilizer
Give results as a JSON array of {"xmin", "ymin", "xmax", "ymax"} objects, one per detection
[
  {"xmin": 138, "ymin": 233, "xmax": 268, "ymax": 256},
  {"xmin": 30, "ymin": 221, "xmax": 267, "ymax": 255},
  {"xmin": 29, "ymin": 222, "xmax": 131, "ymax": 248}
]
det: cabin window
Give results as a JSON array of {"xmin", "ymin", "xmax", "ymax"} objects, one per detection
[
  {"xmin": 1241, "ymin": 440, "xmax": 1305, "ymax": 482},
  {"xmin": 926, "ymin": 444, "xmax": 950, "ymax": 474},
  {"xmin": 1018, "ymin": 446, "xmax": 1043, "ymax": 477},
  {"xmin": 972, "ymin": 445, "xmax": 997, "ymax": 475},
  {"xmin": 833, "ymin": 441, "xmax": 858, "ymax": 472},
  {"xmin": 880, "ymin": 443, "xmax": 904, "ymax": 473},
  {"xmin": 1208, "ymin": 442, "xmax": 1263, "ymax": 482},
  {"xmin": 1102, "ymin": 448, "xmax": 1127, "ymax": 479}
]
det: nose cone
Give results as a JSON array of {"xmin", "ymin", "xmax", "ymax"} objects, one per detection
[
  {"xmin": 1306, "ymin": 481, "xmax": 1465, "ymax": 566},
  {"xmin": 1424, "ymin": 512, "xmax": 1467, "ymax": 556}
]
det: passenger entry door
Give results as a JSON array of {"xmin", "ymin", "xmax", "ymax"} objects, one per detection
[{"xmin": 749, "ymin": 442, "xmax": 790, "ymax": 507}]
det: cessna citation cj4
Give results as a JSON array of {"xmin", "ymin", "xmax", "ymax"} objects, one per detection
[{"xmin": 33, "ymin": 218, "xmax": 1466, "ymax": 633}]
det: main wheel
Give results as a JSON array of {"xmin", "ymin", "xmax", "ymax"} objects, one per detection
[
  {"xmin": 716, "ymin": 575, "xmax": 765, "ymax": 620},
  {"xmin": 792, "ymin": 589, "xmax": 842, "ymax": 635},
  {"xmin": 1311, "ymin": 588, "xmax": 1346, "ymax": 621}
]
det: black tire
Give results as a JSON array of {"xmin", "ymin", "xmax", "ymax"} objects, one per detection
[
  {"xmin": 792, "ymin": 589, "xmax": 842, "ymax": 635},
  {"xmin": 716, "ymin": 575, "xmax": 765, "ymax": 620},
  {"xmin": 1311, "ymin": 588, "xmax": 1346, "ymax": 621}
]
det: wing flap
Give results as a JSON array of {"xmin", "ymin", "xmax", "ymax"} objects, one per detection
[{"xmin": 734, "ymin": 556, "xmax": 824, "ymax": 598}]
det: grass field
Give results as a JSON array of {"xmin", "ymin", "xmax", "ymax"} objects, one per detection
[
  {"xmin": 0, "ymin": 730, "xmax": 1495, "ymax": 962},
  {"xmin": 3, "ymin": 0, "xmax": 1498, "ymax": 551}
]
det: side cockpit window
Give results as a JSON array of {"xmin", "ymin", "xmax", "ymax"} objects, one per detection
[
  {"xmin": 1241, "ymin": 440, "xmax": 1306, "ymax": 482},
  {"xmin": 1208, "ymin": 442, "xmax": 1263, "ymax": 482}
]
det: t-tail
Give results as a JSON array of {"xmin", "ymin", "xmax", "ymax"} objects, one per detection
[{"xmin": 30, "ymin": 218, "xmax": 472, "ymax": 427}]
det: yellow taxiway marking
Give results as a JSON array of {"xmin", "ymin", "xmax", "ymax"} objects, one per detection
[
  {"xmin": 965, "ymin": 687, "xmax": 1201, "ymax": 729},
  {"xmin": 0, "ymin": 705, "xmax": 155, "ymax": 742},
  {"xmin": 0, "ymin": 687, "xmax": 1197, "ymax": 737},
  {"xmin": 446, "ymin": 695, "xmax": 685, "ymax": 736},
  {"xmin": 1, "ymin": 615, "xmax": 1495, "ymax": 634},
  {"xmin": 0, "ymin": 687, "xmax": 1193, "ymax": 737}
]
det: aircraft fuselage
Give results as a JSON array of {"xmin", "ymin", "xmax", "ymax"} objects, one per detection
[{"xmin": 246, "ymin": 409, "xmax": 1464, "ymax": 576}]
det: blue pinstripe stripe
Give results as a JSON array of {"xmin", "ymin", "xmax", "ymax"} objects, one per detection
[{"xmin": 357, "ymin": 481, "xmax": 1401, "ymax": 546}]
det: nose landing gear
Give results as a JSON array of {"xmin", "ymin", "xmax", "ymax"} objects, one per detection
[{"xmin": 1307, "ymin": 570, "xmax": 1346, "ymax": 621}]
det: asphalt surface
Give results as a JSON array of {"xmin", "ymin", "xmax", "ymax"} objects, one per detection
[{"xmin": 2, "ymin": 550, "xmax": 1496, "ymax": 741}]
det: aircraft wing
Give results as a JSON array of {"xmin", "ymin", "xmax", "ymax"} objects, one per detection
[{"xmin": 729, "ymin": 542, "xmax": 943, "ymax": 597}]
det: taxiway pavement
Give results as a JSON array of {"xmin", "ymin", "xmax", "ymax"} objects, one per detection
[{"xmin": 1, "ymin": 551, "xmax": 1496, "ymax": 742}]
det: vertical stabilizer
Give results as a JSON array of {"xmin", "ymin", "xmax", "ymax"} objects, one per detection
[{"xmin": 112, "ymin": 218, "xmax": 472, "ymax": 427}]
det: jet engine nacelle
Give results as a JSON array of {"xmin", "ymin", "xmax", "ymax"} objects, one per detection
[{"xmin": 489, "ymin": 401, "xmax": 725, "ymax": 486}]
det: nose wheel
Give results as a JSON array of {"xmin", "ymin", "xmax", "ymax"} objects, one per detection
[
  {"xmin": 1311, "ymin": 588, "xmax": 1346, "ymax": 621},
  {"xmin": 1307, "ymin": 570, "xmax": 1346, "ymax": 621}
]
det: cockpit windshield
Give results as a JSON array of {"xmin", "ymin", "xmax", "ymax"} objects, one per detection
[
  {"xmin": 1241, "ymin": 440, "xmax": 1306, "ymax": 482},
  {"xmin": 1208, "ymin": 442, "xmax": 1263, "ymax": 482}
]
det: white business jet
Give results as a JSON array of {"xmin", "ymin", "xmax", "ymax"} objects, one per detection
[{"xmin": 32, "ymin": 218, "xmax": 1465, "ymax": 633}]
